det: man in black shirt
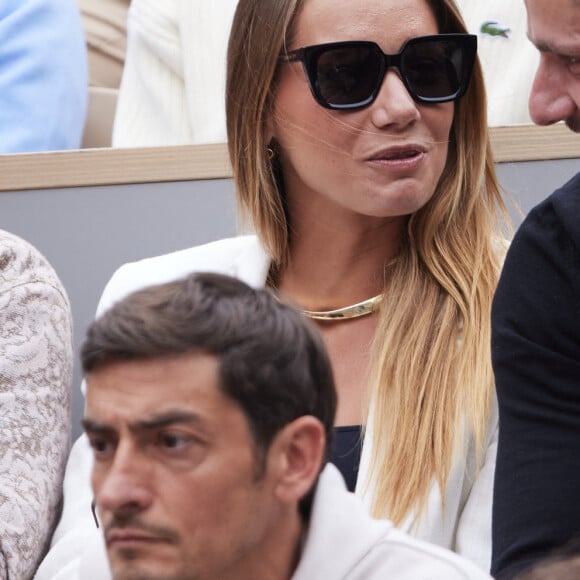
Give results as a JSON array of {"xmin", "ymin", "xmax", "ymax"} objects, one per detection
[{"xmin": 491, "ymin": 1, "xmax": 580, "ymax": 578}]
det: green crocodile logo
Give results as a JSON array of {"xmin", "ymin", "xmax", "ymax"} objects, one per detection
[{"xmin": 480, "ymin": 21, "xmax": 511, "ymax": 38}]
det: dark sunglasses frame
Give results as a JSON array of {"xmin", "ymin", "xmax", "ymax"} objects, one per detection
[{"xmin": 279, "ymin": 34, "xmax": 477, "ymax": 110}]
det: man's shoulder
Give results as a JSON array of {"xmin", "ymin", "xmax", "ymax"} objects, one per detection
[
  {"xmin": 517, "ymin": 172, "xmax": 580, "ymax": 248},
  {"xmin": 549, "ymin": 172, "xmax": 580, "ymax": 234},
  {"xmin": 296, "ymin": 465, "xmax": 490, "ymax": 580}
]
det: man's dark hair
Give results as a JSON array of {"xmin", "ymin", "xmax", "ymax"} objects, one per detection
[{"xmin": 82, "ymin": 272, "xmax": 337, "ymax": 467}]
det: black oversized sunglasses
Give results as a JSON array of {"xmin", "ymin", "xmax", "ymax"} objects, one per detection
[{"xmin": 279, "ymin": 34, "xmax": 477, "ymax": 110}]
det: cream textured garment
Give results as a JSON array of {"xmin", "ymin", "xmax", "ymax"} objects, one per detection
[{"xmin": 0, "ymin": 230, "xmax": 73, "ymax": 580}]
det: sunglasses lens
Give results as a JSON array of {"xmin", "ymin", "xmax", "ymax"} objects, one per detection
[
  {"xmin": 402, "ymin": 39, "xmax": 467, "ymax": 101},
  {"xmin": 301, "ymin": 36, "xmax": 473, "ymax": 108},
  {"xmin": 314, "ymin": 44, "xmax": 382, "ymax": 108}
]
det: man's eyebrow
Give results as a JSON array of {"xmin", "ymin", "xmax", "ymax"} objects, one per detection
[
  {"xmin": 131, "ymin": 411, "xmax": 205, "ymax": 432},
  {"xmin": 82, "ymin": 418, "xmax": 114, "ymax": 434},
  {"xmin": 82, "ymin": 411, "xmax": 207, "ymax": 434}
]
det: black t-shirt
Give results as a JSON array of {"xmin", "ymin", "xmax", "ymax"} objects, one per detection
[
  {"xmin": 330, "ymin": 425, "xmax": 363, "ymax": 492},
  {"xmin": 491, "ymin": 172, "xmax": 580, "ymax": 579}
]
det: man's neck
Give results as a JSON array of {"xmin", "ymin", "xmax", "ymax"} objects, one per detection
[{"xmin": 220, "ymin": 508, "xmax": 306, "ymax": 580}]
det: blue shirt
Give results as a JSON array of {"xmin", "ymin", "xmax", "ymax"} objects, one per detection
[{"xmin": 0, "ymin": 0, "xmax": 88, "ymax": 152}]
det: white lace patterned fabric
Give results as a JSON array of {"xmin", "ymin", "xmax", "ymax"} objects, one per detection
[{"xmin": 0, "ymin": 230, "xmax": 73, "ymax": 580}]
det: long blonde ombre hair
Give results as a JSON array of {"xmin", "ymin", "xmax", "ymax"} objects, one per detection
[{"xmin": 227, "ymin": 0, "xmax": 507, "ymax": 524}]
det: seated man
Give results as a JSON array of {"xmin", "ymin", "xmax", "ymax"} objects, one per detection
[{"xmin": 77, "ymin": 272, "xmax": 490, "ymax": 580}]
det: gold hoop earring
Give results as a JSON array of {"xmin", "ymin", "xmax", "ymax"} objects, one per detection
[{"xmin": 267, "ymin": 146, "xmax": 276, "ymax": 160}]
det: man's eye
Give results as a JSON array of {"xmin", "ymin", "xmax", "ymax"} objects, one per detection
[
  {"xmin": 159, "ymin": 432, "xmax": 190, "ymax": 449},
  {"xmin": 568, "ymin": 56, "xmax": 580, "ymax": 75},
  {"xmin": 88, "ymin": 437, "xmax": 114, "ymax": 459}
]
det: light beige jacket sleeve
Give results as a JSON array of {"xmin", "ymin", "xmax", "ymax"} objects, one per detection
[{"xmin": 0, "ymin": 231, "xmax": 73, "ymax": 580}]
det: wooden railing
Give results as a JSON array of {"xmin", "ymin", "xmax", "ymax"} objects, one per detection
[{"xmin": 1, "ymin": 124, "xmax": 577, "ymax": 192}]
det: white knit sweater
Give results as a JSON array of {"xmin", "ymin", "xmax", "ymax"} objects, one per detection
[
  {"xmin": 112, "ymin": 0, "xmax": 237, "ymax": 146},
  {"xmin": 455, "ymin": 0, "xmax": 539, "ymax": 126}
]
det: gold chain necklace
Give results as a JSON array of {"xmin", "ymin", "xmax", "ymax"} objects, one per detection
[
  {"xmin": 301, "ymin": 293, "xmax": 383, "ymax": 321},
  {"xmin": 267, "ymin": 264, "xmax": 383, "ymax": 321}
]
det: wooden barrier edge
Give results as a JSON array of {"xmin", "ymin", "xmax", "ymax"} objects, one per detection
[{"xmin": 1, "ymin": 125, "xmax": 577, "ymax": 192}]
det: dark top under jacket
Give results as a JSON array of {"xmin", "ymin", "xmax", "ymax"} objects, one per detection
[
  {"xmin": 331, "ymin": 425, "xmax": 363, "ymax": 492},
  {"xmin": 491, "ymin": 172, "xmax": 580, "ymax": 579}
]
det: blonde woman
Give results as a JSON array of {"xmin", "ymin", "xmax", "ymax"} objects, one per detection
[
  {"xmin": 37, "ymin": 0, "xmax": 506, "ymax": 576},
  {"xmin": 226, "ymin": 0, "xmax": 504, "ymax": 569}
]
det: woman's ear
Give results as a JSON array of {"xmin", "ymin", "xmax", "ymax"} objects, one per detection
[{"xmin": 267, "ymin": 416, "xmax": 326, "ymax": 505}]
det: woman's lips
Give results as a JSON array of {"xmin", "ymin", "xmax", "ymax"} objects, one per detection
[{"xmin": 367, "ymin": 145, "xmax": 427, "ymax": 170}]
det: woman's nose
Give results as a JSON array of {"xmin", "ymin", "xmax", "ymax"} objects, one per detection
[{"xmin": 369, "ymin": 70, "xmax": 420, "ymax": 129}]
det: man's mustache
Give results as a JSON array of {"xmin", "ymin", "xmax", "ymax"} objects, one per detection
[{"xmin": 104, "ymin": 515, "xmax": 181, "ymax": 545}]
